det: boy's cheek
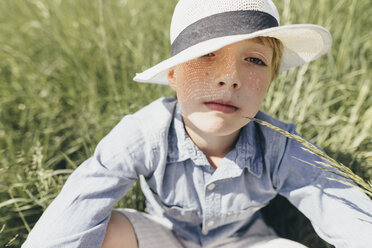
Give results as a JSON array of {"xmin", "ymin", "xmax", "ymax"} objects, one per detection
[
  {"xmin": 242, "ymin": 70, "xmax": 271, "ymax": 93},
  {"xmin": 177, "ymin": 81, "xmax": 214, "ymax": 102}
]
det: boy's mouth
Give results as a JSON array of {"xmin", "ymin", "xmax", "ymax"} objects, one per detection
[{"xmin": 204, "ymin": 100, "xmax": 239, "ymax": 113}]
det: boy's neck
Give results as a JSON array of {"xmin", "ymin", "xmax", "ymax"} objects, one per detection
[{"xmin": 184, "ymin": 125, "xmax": 240, "ymax": 168}]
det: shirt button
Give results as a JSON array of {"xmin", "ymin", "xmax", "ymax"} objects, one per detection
[
  {"xmin": 207, "ymin": 220, "xmax": 214, "ymax": 227},
  {"xmin": 207, "ymin": 183, "xmax": 215, "ymax": 191}
]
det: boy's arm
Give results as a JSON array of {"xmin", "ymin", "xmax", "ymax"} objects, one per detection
[
  {"xmin": 273, "ymin": 128, "xmax": 372, "ymax": 248},
  {"xmin": 22, "ymin": 115, "xmax": 154, "ymax": 248}
]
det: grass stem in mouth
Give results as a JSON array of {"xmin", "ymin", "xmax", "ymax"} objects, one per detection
[{"xmin": 244, "ymin": 116, "xmax": 372, "ymax": 199}]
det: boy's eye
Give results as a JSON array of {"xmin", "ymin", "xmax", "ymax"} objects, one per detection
[
  {"xmin": 245, "ymin": 57, "xmax": 267, "ymax": 66},
  {"xmin": 202, "ymin": 53, "xmax": 215, "ymax": 57}
]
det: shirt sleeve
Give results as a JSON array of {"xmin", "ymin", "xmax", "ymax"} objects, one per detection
[
  {"xmin": 22, "ymin": 114, "xmax": 155, "ymax": 248},
  {"xmin": 273, "ymin": 126, "xmax": 372, "ymax": 248}
]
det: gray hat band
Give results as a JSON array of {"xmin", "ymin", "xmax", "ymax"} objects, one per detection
[{"xmin": 171, "ymin": 10, "xmax": 279, "ymax": 56}]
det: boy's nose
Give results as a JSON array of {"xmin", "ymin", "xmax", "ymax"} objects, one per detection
[
  {"xmin": 217, "ymin": 81, "xmax": 240, "ymax": 89},
  {"xmin": 215, "ymin": 60, "xmax": 241, "ymax": 90}
]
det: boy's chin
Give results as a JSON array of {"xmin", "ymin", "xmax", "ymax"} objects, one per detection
[{"xmin": 187, "ymin": 117, "xmax": 246, "ymax": 137}]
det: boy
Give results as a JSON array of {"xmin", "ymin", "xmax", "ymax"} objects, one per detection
[{"xmin": 23, "ymin": 0, "xmax": 372, "ymax": 247}]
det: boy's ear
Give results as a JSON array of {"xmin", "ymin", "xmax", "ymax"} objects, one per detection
[{"xmin": 167, "ymin": 68, "xmax": 177, "ymax": 90}]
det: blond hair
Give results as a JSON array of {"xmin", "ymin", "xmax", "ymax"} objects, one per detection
[{"xmin": 259, "ymin": 36, "xmax": 284, "ymax": 80}]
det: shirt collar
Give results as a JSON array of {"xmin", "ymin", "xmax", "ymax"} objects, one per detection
[
  {"xmin": 167, "ymin": 102, "xmax": 263, "ymax": 178},
  {"xmin": 234, "ymin": 122, "xmax": 263, "ymax": 177},
  {"xmin": 167, "ymin": 103, "xmax": 210, "ymax": 166}
]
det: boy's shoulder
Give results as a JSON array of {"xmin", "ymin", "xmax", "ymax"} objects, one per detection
[
  {"xmin": 95, "ymin": 97, "xmax": 177, "ymax": 173},
  {"xmin": 250, "ymin": 111, "xmax": 298, "ymax": 172},
  {"xmin": 130, "ymin": 97, "xmax": 177, "ymax": 124},
  {"xmin": 255, "ymin": 111, "xmax": 295, "ymax": 133},
  {"xmin": 128, "ymin": 97, "xmax": 177, "ymax": 138},
  {"xmin": 252, "ymin": 111, "xmax": 297, "ymax": 155},
  {"xmin": 101, "ymin": 97, "xmax": 176, "ymax": 150},
  {"xmin": 133, "ymin": 97, "xmax": 177, "ymax": 118}
]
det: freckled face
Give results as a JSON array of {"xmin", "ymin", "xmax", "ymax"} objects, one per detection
[{"xmin": 168, "ymin": 38, "xmax": 273, "ymax": 138}]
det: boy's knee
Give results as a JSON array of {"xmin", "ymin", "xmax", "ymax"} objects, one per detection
[{"xmin": 102, "ymin": 212, "xmax": 138, "ymax": 248}]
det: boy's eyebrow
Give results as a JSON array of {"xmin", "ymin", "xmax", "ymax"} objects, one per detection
[{"xmin": 250, "ymin": 37, "xmax": 265, "ymax": 46}]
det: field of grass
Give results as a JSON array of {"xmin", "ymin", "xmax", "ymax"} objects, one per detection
[{"xmin": 0, "ymin": 0, "xmax": 371, "ymax": 247}]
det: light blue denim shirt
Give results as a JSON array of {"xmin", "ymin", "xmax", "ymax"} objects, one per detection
[{"xmin": 23, "ymin": 97, "xmax": 372, "ymax": 248}]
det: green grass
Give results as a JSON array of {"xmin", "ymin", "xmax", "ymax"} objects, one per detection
[{"xmin": 0, "ymin": 0, "xmax": 371, "ymax": 247}]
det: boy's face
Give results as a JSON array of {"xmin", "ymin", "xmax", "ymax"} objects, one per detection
[{"xmin": 168, "ymin": 38, "xmax": 273, "ymax": 140}]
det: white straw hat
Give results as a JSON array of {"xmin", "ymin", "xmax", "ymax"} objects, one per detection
[{"xmin": 133, "ymin": 0, "xmax": 332, "ymax": 85}]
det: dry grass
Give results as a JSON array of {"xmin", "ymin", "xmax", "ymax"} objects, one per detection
[{"xmin": 245, "ymin": 116, "xmax": 372, "ymax": 199}]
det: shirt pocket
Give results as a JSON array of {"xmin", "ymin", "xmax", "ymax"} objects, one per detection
[
  {"xmin": 161, "ymin": 204, "xmax": 201, "ymax": 225},
  {"xmin": 223, "ymin": 204, "xmax": 263, "ymax": 224}
]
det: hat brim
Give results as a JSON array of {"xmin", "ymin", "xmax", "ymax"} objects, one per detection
[{"xmin": 133, "ymin": 24, "xmax": 332, "ymax": 85}]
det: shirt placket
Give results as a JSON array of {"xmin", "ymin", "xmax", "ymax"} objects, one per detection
[{"xmin": 202, "ymin": 181, "xmax": 221, "ymax": 235}]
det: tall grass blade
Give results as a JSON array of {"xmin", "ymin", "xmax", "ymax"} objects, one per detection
[{"xmin": 244, "ymin": 116, "xmax": 372, "ymax": 199}]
